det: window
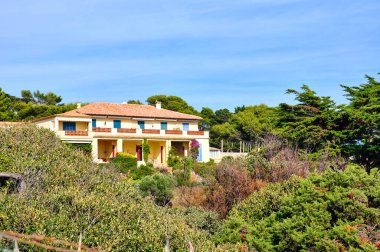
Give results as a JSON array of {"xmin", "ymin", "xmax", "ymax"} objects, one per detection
[
  {"xmin": 183, "ymin": 123, "xmax": 189, "ymax": 131},
  {"xmin": 113, "ymin": 120, "xmax": 121, "ymax": 129},
  {"xmin": 161, "ymin": 122, "xmax": 167, "ymax": 130},
  {"xmin": 138, "ymin": 121, "xmax": 145, "ymax": 129},
  {"xmin": 63, "ymin": 122, "xmax": 76, "ymax": 131},
  {"xmin": 92, "ymin": 119, "xmax": 96, "ymax": 127}
]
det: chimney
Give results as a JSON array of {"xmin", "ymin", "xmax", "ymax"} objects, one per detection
[
  {"xmin": 156, "ymin": 101, "xmax": 161, "ymax": 109},
  {"xmin": 77, "ymin": 103, "xmax": 81, "ymax": 109}
]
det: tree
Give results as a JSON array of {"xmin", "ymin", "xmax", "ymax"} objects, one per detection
[
  {"xmin": 214, "ymin": 108, "xmax": 232, "ymax": 124},
  {"xmin": 277, "ymin": 85, "xmax": 342, "ymax": 155},
  {"xmin": 146, "ymin": 95, "xmax": 199, "ymax": 115},
  {"xmin": 200, "ymin": 107, "xmax": 217, "ymax": 130},
  {"xmin": 0, "ymin": 88, "xmax": 15, "ymax": 121},
  {"xmin": 32, "ymin": 90, "xmax": 62, "ymax": 105},
  {"xmin": 127, "ymin": 99, "xmax": 143, "ymax": 104},
  {"xmin": 210, "ymin": 123, "xmax": 238, "ymax": 149},
  {"xmin": 21, "ymin": 90, "xmax": 34, "ymax": 103},
  {"xmin": 340, "ymin": 74, "xmax": 380, "ymax": 171},
  {"xmin": 230, "ymin": 105, "xmax": 277, "ymax": 142}
]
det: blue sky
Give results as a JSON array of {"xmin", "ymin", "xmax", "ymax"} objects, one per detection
[{"xmin": 0, "ymin": 0, "xmax": 379, "ymax": 111}]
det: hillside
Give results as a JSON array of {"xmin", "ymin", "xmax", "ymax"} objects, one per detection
[{"xmin": 0, "ymin": 124, "xmax": 220, "ymax": 251}]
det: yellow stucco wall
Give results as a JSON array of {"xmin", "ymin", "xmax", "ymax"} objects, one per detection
[
  {"xmin": 148, "ymin": 140, "xmax": 166, "ymax": 164},
  {"xmin": 122, "ymin": 140, "xmax": 142, "ymax": 157},
  {"xmin": 98, "ymin": 140, "xmax": 116, "ymax": 161}
]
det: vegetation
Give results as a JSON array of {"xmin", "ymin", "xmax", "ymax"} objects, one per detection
[
  {"xmin": 0, "ymin": 88, "xmax": 76, "ymax": 121},
  {"xmin": 0, "ymin": 73, "xmax": 379, "ymax": 250},
  {"xmin": 0, "ymin": 125, "xmax": 217, "ymax": 251},
  {"xmin": 216, "ymin": 166, "xmax": 380, "ymax": 251}
]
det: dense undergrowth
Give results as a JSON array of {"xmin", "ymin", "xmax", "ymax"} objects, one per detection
[
  {"xmin": 1, "ymin": 125, "xmax": 380, "ymax": 251},
  {"xmin": 216, "ymin": 166, "xmax": 380, "ymax": 251},
  {"xmin": 0, "ymin": 125, "xmax": 222, "ymax": 251}
]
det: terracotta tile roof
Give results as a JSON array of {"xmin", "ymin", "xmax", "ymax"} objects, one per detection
[{"xmin": 58, "ymin": 103, "xmax": 202, "ymax": 120}]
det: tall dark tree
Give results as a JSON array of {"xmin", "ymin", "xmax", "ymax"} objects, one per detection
[
  {"xmin": 277, "ymin": 85, "xmax": 342, "ymax": 155},
  {"xmin": 340, "ymin": 74, "xmax": 380, "ymax": 171},
  {"xmin": 0, "ymin": 88, "xmax": 16, "ymax": 121},
  {"xmin": 146, "ymin": 95, "xmax": 199, "ymax": 116},
  {"xmin": 214, "ymin": 108, "xmax": 232, "ymax": 124},
  {"xmin": 200, "ymin": 107, "xmax": 217, "ymax": 130},
  {"xmin": 21, "ymin": 90, "xmax": 34, "ymax": 103}
]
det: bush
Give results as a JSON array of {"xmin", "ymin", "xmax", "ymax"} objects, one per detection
[
  {"xmin": 0, "ymin": 125, "xmax": 218, "ymax": 251},
  {"xmin": 109, "ymin": 152, "xmax": 137, "ymax": 173},
  {"xmin": 215, "ymin": 166, "xmax": 380, "ymax": 251},
  {"xmin": 172, "ymin": 207, "xmax": 221, "ymax": 235},
  {"xmin": 139, "ymin": 173, "xmax": 177, "ymax": 206},
  {"xmin": 64, "ymin": 142, "xmax": 92, "ymax": 155},
  {"xmin": 204, "ymin": 158, "xmax": 262, "ymax": 218},
  {"xmin": 130, "ymin": 163, "xmax": 155, "ymax": 180}
]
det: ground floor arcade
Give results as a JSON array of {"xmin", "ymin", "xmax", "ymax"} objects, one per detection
[{"xmin": 92, "ymin": 138, "xmax": 192, "ymax": 166}]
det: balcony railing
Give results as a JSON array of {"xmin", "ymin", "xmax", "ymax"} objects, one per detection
[
  {"xmin": 187, "ymin": 130, "xmax": 204, "ymax": 135},
  {"xmin": 92, "ymin": 127, "xmax": 111, "ymax": 132},
  {"xmin": 142, "ymin": 129, "xmax": 160, "ymax": 134},
  {"xmin": 117, "ymin": 128, "xmax": 136, "ymax": 133},
  {"xmin": 165, "ymin": 130, "xmax": 182, "ymax": 135},
  {"xmin": 65, "ymin": 130, "xmax": 88, "ymax": 136},
  {"xmin": 88, "ymin": 127, "xmax": 207, "ymax": 137}
]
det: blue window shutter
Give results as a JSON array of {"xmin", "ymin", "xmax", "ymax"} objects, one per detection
[
  {"xmin": 161, "ymin": 122, "xmax": 167, "ymax": 130},
  {"xmin": 113, "ymin": 120, "xmax": 121, "ymax": 128},
  {"xmin": 197, "ymin": 143, "xmax": 202, "ymax": 161},
  {"xmin": 92, "ymin": 119, "xmax": 96, "ymax": 127},
  {"xmin": 138, "ymin": 121, "xmax": 145, "ymax": 129},
  {"xmin": 183, "ymin": 123, "xmax": 189, "ymax": 131},
  {"xmin": 63, "ymin": 122, "xmax": 76, "ymax": 131}
]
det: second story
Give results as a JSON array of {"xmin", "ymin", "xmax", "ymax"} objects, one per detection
[{"xmin": 34, "ymin": 102, "xmax": 208, "ymax": 140}]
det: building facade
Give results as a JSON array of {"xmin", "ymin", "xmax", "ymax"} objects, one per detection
[{"xmin": 34, "ymin": 102, "xmax": 210, "ymax": 165}]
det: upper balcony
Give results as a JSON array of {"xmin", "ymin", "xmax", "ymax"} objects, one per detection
[
  {"xmin": 92, "ymin": 127, "xmax": 209, "ymax": 139},
  {"xmin": 57, "ymin": 127, "xmax": 208, "ymax": 139}
]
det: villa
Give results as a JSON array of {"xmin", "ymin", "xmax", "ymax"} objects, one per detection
[{"xmin": 33, "ymin": 102, "xmax": 210, "ymax": 165}]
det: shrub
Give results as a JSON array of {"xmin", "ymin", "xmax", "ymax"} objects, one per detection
[
  {"xmin": 172, "ymin": 186, "xmax": 207, "ymax": 208},
  {"xmin": 215, "ymin": 166, "xmax": 380, "ymax": 251},
  {"xmin": 139, "ymin": 173, "xmax": 177, "ymax": 206},
  {"xmin": 174, "ymin": 157, "xmax": 193, "ymax": 186},
  {"xmin": 64, "ymin": 142, "xmax": 92, "ymax": 155},
  {"xmin": 172, "ymin": 207, "xmax": 221, "ymax": 235},
  {"xmin": 0, "ymin": 125, "xmax": 218, "ymax": 251},
  {"xmin": 203, "ymin": 158, "xmax": 263, "ymax": 218},
  {"xmin": 142, "ymin": 138, "xmax": 150, "ymax": 163},
  {"xmin": 190, "ymin": 139, "xmax": 200, "ymax": 160},
  {"xmin": 130, "ymin": 163, "xmax": 155, "ymax": 180},
  {"xmin": 109, "ymin": 152, "xmax": 137, "ymax": 173}
]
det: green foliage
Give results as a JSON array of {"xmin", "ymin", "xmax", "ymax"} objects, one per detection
[
  {"xmin": 64, "ymin": 143, "xmax": 92, "ymax": 155},
  {"xmin": 215, "ymin": 166, "xmax": 380, "ymax": 251},
  {"xmin": 175, "ymin": 158, "xmax": 193, "ymax": 186},
  {"xmin": 130, "ymin": 163, "xmax": 155, "ymax": 180},
  {"xmin": 277, "ymin": 84, "xmax": 342, "ymax": 154},
  {"xmin": 139, "ymin": 173, "xmax": 177, "ymax": 206},
  {"xmin": 146, "ymin": 94, "xmax": 200, "ymax": 116},
  {"xmin": 142, "ymin": 138, "xmax": 150, "ymax": 163},
  {"xmin": 0, "ymin": 88, "xmax": 75, "ymax": 121},
  {"xmin": 340, "ymin": 74, "xmax": 380, "ymax": 171},
  {"xmin": 109, "ymin": 152, "xmax": 137, "ymax": 173},
  {"xmin": 230, "ymin": 105, "xmax": 277, "ymax": 142},
  {"xmin": 0, "ymin": 125, "xmax": 217, "ymax": 251},
  {"xmin": 173, "ymin": 207, "xmax": 221, "ymax": 235},
  {"xmin": 0, "ymin": 88, "xmax": 16, "ymax": 121},
  {"xmin": 127, "ymin": 99, "xmax": 143, "ymax": 104}
]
